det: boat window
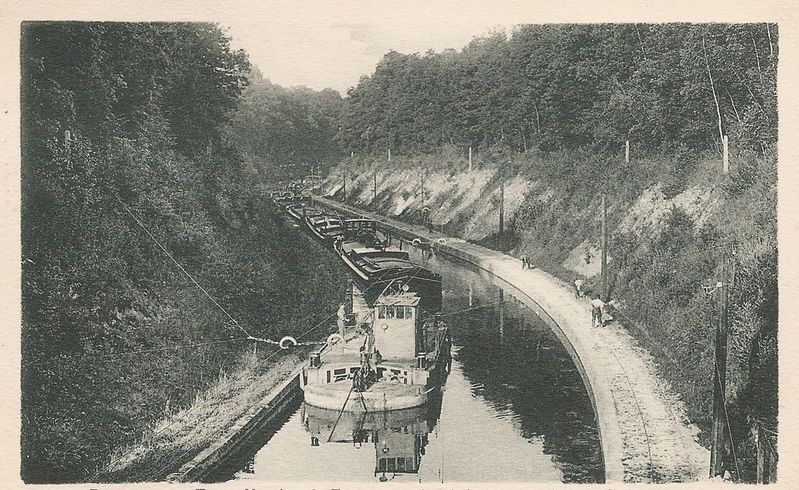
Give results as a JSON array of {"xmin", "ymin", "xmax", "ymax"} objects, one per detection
[
  {"xmin": 386, "ymin": 306, "xmax": 395, "ymax": 319},
  {"xmin": 378, "ymin": 306, "xmax": 385, "ymax": 319},
  {"xmin": 396, "ymin": 306, "xmax": 405, "ymax": 319},
  {"xmin": 405, "ymin": 307, "xmax": 414, "ymax": 319},
  {"xmin": 387, "ymin": 458, "xmax": 396, "ymax": 472},
  {"xmin": 334, "ymin": 368, "xmax": 346, "ymax": 375},
  {"xmin": 397, "ymin": 458, "xmax": 406, "ymax": 472}
]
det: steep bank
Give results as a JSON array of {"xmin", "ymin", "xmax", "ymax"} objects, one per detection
[{"xmin": 321, "ymin": 145, "xmax": 777, "ymax": 479}]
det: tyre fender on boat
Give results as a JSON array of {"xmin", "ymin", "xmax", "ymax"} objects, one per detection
[
  {"xmin": 412, "ymin": 238, "xmax": 422, "ymax": 246},
  {"xmin": 327, "ymin": 333, "xmax": 345, "ymax": 346},
  {"xmin": 279, "ymin": 336, "xmax": 298, "ymax": 349}
]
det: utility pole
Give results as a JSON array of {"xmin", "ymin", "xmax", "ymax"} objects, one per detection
[
  {"xmin": 723, "ymin": 135, "xmax": 730, "ymax": 174},
  {"xmin": 343, "ymin": 174, "xmax": 347, "ymax": 202},
  {"xmin": 468, "ymin": 146, "xmax": 473, "ymax": 172},
  {"xmin": 499, "ymin": 148, "xmax": 507, "ymax": 236},
  {"xmin": 498, "ymin": 289, "xmax": 505, "ymax": 341},
  {"xmin": 499, "ymin": 175, "xmax": 505, "ymax": 235},
  {"xmin": 710, "ymin": 251, "xmax": 730, "ymax": 478},
  {"xmin": 600, "ymin": 194, "xmax": 608, "ymax": 301}
]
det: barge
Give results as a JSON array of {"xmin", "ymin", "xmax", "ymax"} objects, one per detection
[
  {"xmin": 333, "ymin": 222, "xmax": 442, "ymax": 307},
  {"xmin": 304, "ymin": 211, "xmax": 345, "ymax": 244}
]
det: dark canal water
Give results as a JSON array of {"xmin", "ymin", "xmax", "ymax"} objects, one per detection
[{"xmin": 212, "ymin": 246, "xmax": 603, "ymax": 483}]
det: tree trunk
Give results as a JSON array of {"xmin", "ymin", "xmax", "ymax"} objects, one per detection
[{"xmin": 702, "ymin": 35, "xmax": 725, "ymax": 146}]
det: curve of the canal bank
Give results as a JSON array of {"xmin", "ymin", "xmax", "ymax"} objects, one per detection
[{"xmin": 313, "ymin": 196, "xmax": 710, "ymax": 484}]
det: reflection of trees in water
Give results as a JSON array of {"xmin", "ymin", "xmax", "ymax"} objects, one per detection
[{"xmin": 453, "ymin": 294, "xmax": 604, "ymax": 483}]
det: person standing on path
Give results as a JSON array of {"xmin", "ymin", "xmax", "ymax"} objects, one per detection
[
  {"xmin": 336, "ymin": 303, "xmax": 346, "ymax": 338},
  {"xmin": 574, "ymin": 278, "xmax": 584, "ymax": 298},
  {"xmin": 590, "ymin": 294, "xmax": 605, "ymax": 327},
  {"xmin": 520, "ymin": 253, "xmax": 528, "ymax": 269}
]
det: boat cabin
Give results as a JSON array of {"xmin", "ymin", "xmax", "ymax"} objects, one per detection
[
  {"xmin": 373, "ymin": 292, "xmax": 422, "ymax": 361},
  {"xmin": 343, "ymin": 218, "xmax": 377, "ymax": 236}
]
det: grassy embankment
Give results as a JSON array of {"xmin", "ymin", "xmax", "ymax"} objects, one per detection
[{"xmin": 322, "ymin": 144, "xmax": 777, "ymax": 480}]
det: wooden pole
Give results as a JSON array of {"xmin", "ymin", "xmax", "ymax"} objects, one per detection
[
  {"xmin": 343, "ymin": 174, "xmax": 347, "ymax": 202},
  {"xmin": 468, "ymin": 146, "xmax": 473, "ymax": 171},
  {"xmin": 710, "ymin": 253, "xmax": 729, "ymax": 478},
  {"xmin": 373, "ymin": 172, "xmax": 377, "ymax": 203},
  {"xmin": 420, "ymin": 172, "xmax": 424, "ymax": 208},
  {"xmin": 499, "ymin": 175, "xmax": 505, "ymax": 235},
  {"xmin": 763, "ymin": 431, "xmax": 772, "ymax": 482},
  {"xmin": 498, "ymin": 288, "xmax": 505, "ymax": 341},
  {"xmin": 756, "ymin": 424, "xmax": 764, "ymax": 483},
  {"xmin": 600, "ymin": 194, "xmax": 608, "ymax": 301},
  {"xmin": 723, "ymin": 135, "xmax": 729, "ymax": 174},
  {"xmin": 625, "ymin": 140, "xmax": 630, "ymax": 163},
  {"xmin": 388, "ymin": 148, "xmax": 391, "ymax": 162}
]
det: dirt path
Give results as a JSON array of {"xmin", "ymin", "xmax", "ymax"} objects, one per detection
[{"xmin": 316, "ymin": 196, "xmax": 710, "ymax": 483}]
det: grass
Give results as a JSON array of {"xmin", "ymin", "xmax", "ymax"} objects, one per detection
[{"xmin": 100, "ymin": 346, "xmax": 312, "ymax": 482}]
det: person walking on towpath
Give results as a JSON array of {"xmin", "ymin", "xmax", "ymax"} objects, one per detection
[
  {"xmin": 590, "ymin": 293, "xmax": 606, "ymax": 328},
  {"xmin": 520, "ymin": 253, "xmax": 528, "ymax": 269},
  {"xmin": 574, "ymin": 278, "xmax": 584, "ymax": 298},
  {"xmin": 336, "ymin": 303, "xmax": 346, "ymax": 338}
]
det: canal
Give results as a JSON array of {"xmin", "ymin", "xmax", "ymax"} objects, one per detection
[{"xmin": 209, "ymin": 245, "xmax": 604, "ymax": 483}]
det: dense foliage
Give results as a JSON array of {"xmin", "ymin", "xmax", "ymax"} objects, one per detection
[
  {"xmin": 338, "ymin": 24, "xmax": 776, "ymax": 159},
  {"xmin": 227, "ymin": 74, "xmax": 345, "ymax": 181},
  {"xmin": 21, "ymin": 22, "xmax": 346, "ymax": 482}
]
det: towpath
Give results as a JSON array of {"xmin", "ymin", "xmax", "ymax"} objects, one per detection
[{"xmin": 314, "ymin": 196, "xmax": 710, "ymax": 483}]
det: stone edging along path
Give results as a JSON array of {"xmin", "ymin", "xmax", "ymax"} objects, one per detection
[{"xmin": 313, "ymin": 196, "xmax": 710, "ymax": 484}]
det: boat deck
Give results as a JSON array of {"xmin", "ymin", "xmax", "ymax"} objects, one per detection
[{"xmin": 303, "ymin": 378, "xmax": 427, "ymax": 411}]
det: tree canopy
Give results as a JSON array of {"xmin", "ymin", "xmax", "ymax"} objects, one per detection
[{"xmin": 336, "ymin": 24, "xmax": 777, "ymax": 157}]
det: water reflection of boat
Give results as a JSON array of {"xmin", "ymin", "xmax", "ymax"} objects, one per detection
[
  {"xmin": 302, "ymin": 403, "xmax": 438, "ymax": 480},
  {"xmin": 301, "ymin": 286, "xmax": 451, "ymax": 412}
]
